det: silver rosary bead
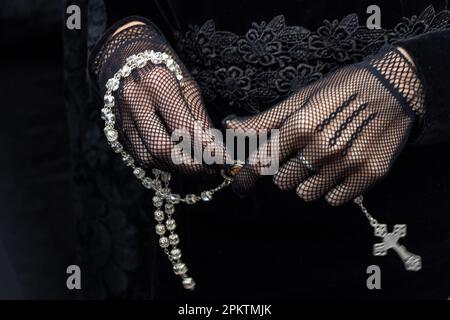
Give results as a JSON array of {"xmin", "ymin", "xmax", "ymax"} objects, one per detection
[
  {"xmin": 166, "ymin": 219, "xmax": 176, "ymax": 231},
  {"xmin": 100, "ymin": 108, "xmax": 110, "ymax": 120},
  {"xmin": 155, "ymin": 224, "xmax": 166, "ymax": 235},
  {"xmin": 142, "ymin": 177, "xmax": 154, "ymax": 189},
  {"xmin": 169, "ymin": 233, "xmax": 180, "ymax": 246},
  {"xmin": 161, "ymin": 171, "xmax": 171, "ymax": 183},
  {"xmin": 159, "ymin": 237, "xmax": 170, "ymax": 248},
  {"xmin": 126, "ymin": 54, "xmax": 138, "ymax": 65},
  {"xmin": 173, "ymin": 262, "xmax": 188, "ymax": 275},
  {"xmin": 110, "ymin": 142, "xmax": 123, "ymax": 153},
  {"xmin": 156, "ymin": 188, "xmax": 170, "ymax": 199},
  {"xmin": 171, "ymin": 248, "xmax": 182, "ymax": 260},
  {"xmin": 182, "ymin": 277, "xmax": 196, "ymax": 290},
  {"xmin": 142, "ymin": 50, "xmax": 151, "ymax": 60},
  {"xmin": 121, "ymin": 64, "xmax": 132, "ymax": 77},
  {"xmin": 105, "ymin": 115, "xmax": 116, "ymax": 126},
  {"xmin": 165, "ymin": 57, "xmax": 174, "ymax": 67},
  {"xmin": 152, "ymin": 196, "xmax": 163, "ymax": 208},
  {"xmin": 150, "ymin": 51, "xmax": 162, "ymax": 64},
  {"xmin": 121, "ymin": 154, "xmax": 134, "ymax": 166},
  {"xmin": 165, "ymin": 203, "xmax": 175, "ymax": 215},
  {"xmin": 168, "ymin": 193, "xmax": 180, "ymax": 204},
  {"xmin": 154, "ymin": 210, "xmax": 165, "ymax": 222},
  {"xmin": 153, "ymin": 179, "xmax": 162, "ymax": 189},
  {"xmin": 201, "ymin": 191, "xmax": 213, "ymax": 202},
  {"xmin": 104, "ymin": 95, "xmax": 115, "ymax": 107},
  {"xmin": 133, "ymin": 167, "xmax": 145, "ymax": 179},
  {"xmin": 104, "ymin": 128, "xmax": 118, "ymax": 142},
  {"xmin": 185, "ymin": 194, "xmax": 198, "ymax": 204},
  {"xmin": 105, "ymin": 78, "xmax": 119, "ymax": 91},
  {"xmin": 136, "ymin": 56, "xmax": 147, "ymax": 68}
]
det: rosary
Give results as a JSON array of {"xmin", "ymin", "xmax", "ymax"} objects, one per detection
[{"xmin": 100, "ymin": 49, "xmax": 422, "ymax": 291}]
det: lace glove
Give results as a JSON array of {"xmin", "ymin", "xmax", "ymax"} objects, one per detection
[
  {"xmin": 89, "ymin": 20, "xmax": 224, "ymax": 174},
  {"xmin": 225, "ymin": 47, "xmax": 425, "ymax": 205}
]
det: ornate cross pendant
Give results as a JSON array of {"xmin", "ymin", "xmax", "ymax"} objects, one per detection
[{"xmin": 373, "ymin": 224, "xmax": 422, "ymax": 271}]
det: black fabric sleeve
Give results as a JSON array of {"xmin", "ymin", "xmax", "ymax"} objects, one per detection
[{"xmin": 397, "ymin": 29, "xmax": 450, "ymax": 146}]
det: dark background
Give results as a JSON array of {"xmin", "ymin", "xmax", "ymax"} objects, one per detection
[
  {"xmin": 0, "ymin": 0, "xmax": 77, "ymax": 299},
  {"xmin": 1, "ymin": 0, "xmax": 156, "ymax": 299}
]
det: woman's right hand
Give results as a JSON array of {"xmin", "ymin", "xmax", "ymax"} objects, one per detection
[{"xmin": 90, "ymin": 19, "xmax": 225, "ymax": 174}]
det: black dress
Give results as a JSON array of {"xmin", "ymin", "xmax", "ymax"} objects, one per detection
[{"xmin": 66, "ymin": 0, "xmax": 450, "ymax": 299}]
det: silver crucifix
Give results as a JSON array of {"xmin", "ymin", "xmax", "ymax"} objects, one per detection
[{"xmin": 373, "ymin": 224, "xmax": 422, "ymax": 271}]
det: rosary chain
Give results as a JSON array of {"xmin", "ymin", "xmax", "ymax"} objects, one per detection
[{"xmin": 353, "ymin": 195, "xmax": 379, "ymax": 228}]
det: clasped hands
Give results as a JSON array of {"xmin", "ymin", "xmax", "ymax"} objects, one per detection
[{"xmin": 105, "ymin": 22, "xmax": 424, "ymax": 206}]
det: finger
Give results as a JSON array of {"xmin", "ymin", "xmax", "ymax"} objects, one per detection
[
  {"xmin": 232, "ymin": 134, "xmax": 279, "ymax": 193},
  {"xmin": 273, "ymin": 94, "xmax": 370, "ymax": 189},
  {"xmin": 183, "ymin": 80, "xmax": 232, "ymax": 165},
  {"xmin": 121, "ymin": 75, "xmax": 209, "ymax": 174},
  {"xmin": 182, "ymin": 79, "xmax": 215, "ymax": 128},
  {"xmin": 119, "ymin": 116, "xmax": 157, "ymax": 167},
  {"xmin": 231, "ymin": 79, "xmax": 362, "ymax": 193},
  {"xmin": 135, "ymin": 112, "xmax": 208, "ymax": 174},
  {"xmin": 222, "ymin": 69, "xmax": 347, "ymax": 133},
  {"xmin": 118, "ymin": 82, "xmax": 159, "ymax": 167},
  {"xmin": 145, "ymin": 29, "xmax": 214, "ymax": 130},
  {"xmin": 276, "ymin": 109, "xmax": 315, "ymax": 161},
  {"xmin": 325, "ymin": 173, "xmax": 374, "ymax": 206},
  {"xmin": 223, "ymin": 85, "xmax": 316, "ymax": 133},
  {"xmin": 325, "ymin": 113, "xmax": 409, "ymax": 206},
  {"xmin": 273, "ymin": 154, "xmax": 312, "ymax": 190},
  {"xmin": 150, "ymin": 67, "xmax": 226, "ymax": 167},
  {"xmin": 144, "ymin": 23, "xmax": 215, "ymax": 130},
  {"xmin": 232, "ymin": 107, "xmax": 315, "ymax": 193},
  {"xmin": 296, "ymin": 165, "xmax": 344, "ymax": 202},
  {"xmin": 151, "ymin": 67, "xmax": 203, "ymax": 132},
  {"xmin": 242, "ymin": 92, "xmax": 365, "ymax": 193}
]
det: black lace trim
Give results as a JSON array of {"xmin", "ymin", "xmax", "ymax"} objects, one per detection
[{"xmin": 176, "ymin": 5, "xmax": 450, "ymax": 114}]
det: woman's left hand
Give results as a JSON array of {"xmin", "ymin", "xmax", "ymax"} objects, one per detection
[{"xmin": 224, "ymin": 47, "xmax": 424, "ymax": 205}]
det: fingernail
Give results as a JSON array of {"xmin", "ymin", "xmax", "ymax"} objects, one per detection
[{"xmin": 221, "ymin": 114, "xmax": 237, "ymax": 127}]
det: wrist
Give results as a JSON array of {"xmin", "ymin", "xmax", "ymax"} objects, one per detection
[
  {"xmin": 112, "ymin": 21, "xmax": 146, "ymax": 37},
  {"xmin": 368, "ymin": 47, "xmax": 425, "ymax": 118},
  {"xmin": 397, "ymin": 47, "xmax": 416, "ymax": 68},
  {"xmin": 395, "ymin": 47, "xmax": 426, "ymax": 118}
]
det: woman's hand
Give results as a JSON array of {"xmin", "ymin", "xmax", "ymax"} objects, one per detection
[
  {"xmin": 225, "ymin": 47, "xmax": 424, "ymax": 205},
  {"xmin": 90, "ymin": 21, "xmax": 224, "ymax": 174}
]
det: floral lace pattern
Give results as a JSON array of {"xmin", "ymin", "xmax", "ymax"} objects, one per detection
[{"xmin": 177, "ymin": 5, "xmax": 450, "ymax": 114}]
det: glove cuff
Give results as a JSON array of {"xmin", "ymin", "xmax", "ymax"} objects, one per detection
[
  {"xmin": 365, "ymin": 47, "xmax": 426, "ymax": 119},
  {"xmin": 88, "ymin": 17, "xmax": 167, "ymax": 95}
]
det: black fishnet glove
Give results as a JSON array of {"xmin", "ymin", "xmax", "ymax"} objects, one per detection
[
  {"xmin": 225, "ymin": 47, "xmax": 425, "ymax": 205},
  {"xmin": 89, "ymin": 21, "xmax": 225, "ymax": 174}
]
